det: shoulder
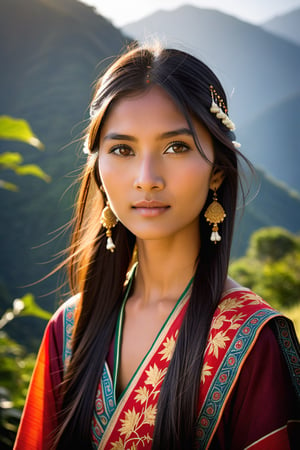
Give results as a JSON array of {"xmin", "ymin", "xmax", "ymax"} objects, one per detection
[
  {"xmin": 223, "ymin": 276, "xmax": 241, "ymax": 292},
  {"xmin": 41, "ymin": 294, "xmax": 81, "ymax": 368},
  {"xmin": 220, "ymin": 280, "xmax": 276, "ymax": 313},
  {"xmin": 45, "ymin": 293, "xmax": 81, "ymax": 339},
  {"xmin": 52, "ymin": 293, "xmax": 80, "ymax": 321}
]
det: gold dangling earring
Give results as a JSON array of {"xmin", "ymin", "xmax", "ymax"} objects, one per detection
[
  {"xmin": 100, "ymin": 202, "xmax": 118, "ymax": 252},
  {"xmin": 204, "ymin": 188, "xmax": 226, "ymax": 244}
]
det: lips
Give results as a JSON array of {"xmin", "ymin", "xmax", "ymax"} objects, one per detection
[
  {"xmin": 132, "ymin": 200, "xmax": 170, "ymax": 217},
  {"xmin": 133, "ymin": 200, "xmax": 169, "ymax": 209}
]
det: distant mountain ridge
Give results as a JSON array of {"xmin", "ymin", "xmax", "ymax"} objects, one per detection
[
  {"xmin": 263, "ymin": 8, "xmax": 300, "ymax": 45},
  {"xmin": 0, "ymin": 0, "xmax": 300, "ymax": 350},
  {"xmin": 122, "ymin": 4, "xmax": 300, "ymax": 192}
]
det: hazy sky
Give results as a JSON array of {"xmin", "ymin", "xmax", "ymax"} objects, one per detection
[{"xmin": 80, "ymin": 0, "xmax": 300, "ymax": 26}]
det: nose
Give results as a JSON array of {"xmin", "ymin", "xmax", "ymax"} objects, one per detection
[{"xmin": 133, "ymin": 154, "xmax": 165, "ymax": 191}]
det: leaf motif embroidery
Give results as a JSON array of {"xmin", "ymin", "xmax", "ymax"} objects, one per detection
[
  {"xmin": 134, "ymin": 386, "xmax": 149, "ymax": 405},
  {"xmin": 208, "ymin": 331, "xmax": 230, "ymax": 358},
  {"xmin": 212, "ymin": 314, "xmax": 227, "ymax": 330},
  {"xmin": 240, "ymin": 292, "xmax": 266, "ymax": 305},
  {"xmin": 207, "ymin": 294, "xmax": 261, "ymax": 362},
  {"xmin": 201, "ymin": 362, "xmax": 213, "ymax": 384},
  {"xmin": 145, "ymin": 364, "xmax": 167, "ymax": 388},
  {"xmin": 144, "ymin": 405, "xmax": 157, "ymax": 426},
  {"xmin": 218, "ymin": 296, "xmax": 243, "ymax": 313},
  {"xmin": 110, "ymin": 437, "xmax": 125, "ymax": 450},
  {"xmin": 159, "ymin": 335, "xmax": 176, "ymax": 361},
  {"xmin": 119, "ymin": 408, "xmax": 140, "ymax": 440},
  {"xmin": 113, "ymin": 363, "xmax": 167, "ymax": 447}
]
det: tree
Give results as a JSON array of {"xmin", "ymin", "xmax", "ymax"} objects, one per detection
[
  {"xmin": 230, "ymin": 227, "xmax": 300, "ymax": 309},
  {"xmin": 247, "ymin": 227, "xmax": 298, "ymax": 262}
]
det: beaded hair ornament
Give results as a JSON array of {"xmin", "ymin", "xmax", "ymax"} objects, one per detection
[
  {"xmin": 210, "ymin": 85, "xmax": 235, "ymax": 131},
  {"xmin": 209, "ymin": 85, "xmax": 241, "ymax": 149}
]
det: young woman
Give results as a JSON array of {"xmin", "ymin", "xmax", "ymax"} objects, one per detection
[{"xmin": 14, "ymin": 44, "xmax": 300, "ymax": 449}]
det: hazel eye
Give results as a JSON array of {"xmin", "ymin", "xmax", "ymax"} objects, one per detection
[
  {"xmin": 110, "ymin": 145, "xmax": 134, "ymax": 157},
  {"xmin": 164, "ymin": 141, "xmax": 190, "ymax": 154}
]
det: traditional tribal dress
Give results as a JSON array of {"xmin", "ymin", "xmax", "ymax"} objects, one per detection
[{"xmin": 14, "ymin": 276, "xmax": 300, "ymax": 449}]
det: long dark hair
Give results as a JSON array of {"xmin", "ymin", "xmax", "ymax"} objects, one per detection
[{"xmin": 55, "ymin": 43, "xmax": 245, "ymax": 448}]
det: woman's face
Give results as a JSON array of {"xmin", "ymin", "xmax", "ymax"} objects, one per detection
[{"xmin": 98, "ymin": 86, "xmax": 215, "ymax": 244}]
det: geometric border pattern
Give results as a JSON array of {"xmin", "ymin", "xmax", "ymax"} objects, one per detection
[
  {"xmin": 62, "ymin": 299, "xmax": 116, "ymax": 448},
  {"xmin": 272, "ymin": 317, "xmax": 300, "ymax": 398},
  {"xmin": 195, "ymin": 308, "xmax": 279, "ymax": 448}
]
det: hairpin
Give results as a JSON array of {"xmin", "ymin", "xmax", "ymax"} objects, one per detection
[{"xmin": 210, "ymin": 85, "xmax": 235, "ymax": 131}]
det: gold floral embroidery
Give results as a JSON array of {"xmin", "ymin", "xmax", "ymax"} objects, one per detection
[
  {"xmin": 145, "ymin": 364, "xmax": 167, "ymax": 388},
  {"xmin": 207, "ymin": 331, "xmax": 230, "ymax": 358},
  {"xmin": 111, "ymin": 362, "xmax": 166, "ymax": 449},
  {"xmin": 218, "ymin": 296, "xmax": 242, "ymax": 313},
  {"xmin": 110, "ymin": 438, "xmax": 125, "ymax": 449},
  {"xmin": 200, "ymin": 292, "xmax": 266, "ymax": 384},
  {"xmin": 240, "ymin": 292, "xmax": 267, "ymax": 305},
  {"xmin": 212, "ymin": 314, "xmax": 227, "ymax": 330},
  {"xmin": 143, "ymin": 405, "xmax": 157, "ymax": 426},
  {"xmin": 134, "ymin": 386, "xmax": 149, "ymax": 405},
  {"xmin": 158, "ymin": 331, "xmax": 178, "ymax": 361},
  {"xmin": 119, "ymin": 408, "xmax": 140, "ymax": 440},
  {"xmin": 201, "ymin": 362, "xmax": 213, "ymax": 384}
]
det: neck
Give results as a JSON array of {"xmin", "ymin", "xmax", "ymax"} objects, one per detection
[{"xmin": 134, "ymin": 232, "xmax": 200, "ymax": 305}]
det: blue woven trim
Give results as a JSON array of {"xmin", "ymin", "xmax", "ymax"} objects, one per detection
[
  {"xmin": 91, "ymin": 363, "xmax": 116, "ymax": 445},
  {"xmin": 62, "ymin": 300, "xmax": 116, "ymax": 446},
  {"xmin": 272, "ymin": 317, "xmax": 300, "ymax": 398},
  {"xmin": 195, "ymin": 308, "xmax": 278, "ymax": 448},
  {"xmin": 62, "ymin": 301, "xmax": 76, "ymax": 370}
]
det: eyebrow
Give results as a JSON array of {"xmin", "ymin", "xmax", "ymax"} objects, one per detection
[{"xmin": 102, "ymin": 128, "xmax": 193, "ymax": 142}]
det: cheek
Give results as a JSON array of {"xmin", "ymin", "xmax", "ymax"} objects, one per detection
[
  {"xmin": 98, "ymin": 158, "xmax": 116, "ymax": 192},
  {"xmin": 98, "ymin": 159, "xmax": 129, "ymax": 216},
  {"xmin": 177, "ymin": 166, "xmax": 212, "ymax": 211},
  {"xmin": 179, "ymin": 163, "xmax": 212, "ymax": 193}
]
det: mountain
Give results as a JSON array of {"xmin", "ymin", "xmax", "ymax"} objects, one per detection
[
  {"xmin": 1, "ymin": 0, "xmax": 300, "ymax": 350},
  {"xmin": 122, "ymin": 5, "xmax": 300, "ymax": 191},
  {"xmin": 238, "ymin": 93, "xmax": 300, "ymax": 191},
  {"xmin": 263, "ymin": 8, "xmax": 300, "ymax": 46},
  {"xmin": 233, "ymin": 168, "xmax": 300, "ymax": 258},
  {"xmin": 0, "ymin": 0, "xmax": 129, "ymax": 348}
]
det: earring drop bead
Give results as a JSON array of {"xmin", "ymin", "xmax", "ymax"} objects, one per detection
[{"xmin": 100, "ymin": 204, "xmax": 118, "ymax": 253}]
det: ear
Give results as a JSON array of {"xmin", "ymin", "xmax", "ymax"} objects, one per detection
[{"xmin": 209, "ymin": 168, "xmax": 225, "ymax": 191}]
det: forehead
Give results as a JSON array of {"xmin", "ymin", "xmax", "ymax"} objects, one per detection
[
  {"xmin": 101, "ymin": 86, "xmax": 189, "ymax": 132},
  {"xmin": 98, "ymin": 85, "xmax": 213, "ymax": 156}
]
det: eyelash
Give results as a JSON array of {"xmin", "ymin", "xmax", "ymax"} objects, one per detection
[
  {"xmin": 109, "ymin": 140, "xmax": 191, "ymax": 156},
  {"xmin": 109, "ymin": 144, "xmax": 134, "ymax": 156},
  {"xmin": 164, "ymin": 141, "xmax": 190, "ymax": 154}
]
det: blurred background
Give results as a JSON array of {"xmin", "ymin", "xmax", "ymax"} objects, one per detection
[{"xmin": 0, "ymin": 0, "xmax": 299, "ymax": 446}]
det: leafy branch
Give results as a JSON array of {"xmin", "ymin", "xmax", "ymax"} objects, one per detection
[{"xmin": 0, "ymin": 116, "xmax": 51, "ymax": 191}]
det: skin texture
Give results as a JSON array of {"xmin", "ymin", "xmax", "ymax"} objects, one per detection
[{"xmin": 98, "ymin": 86, "xmax": 228, "ymax": 392}]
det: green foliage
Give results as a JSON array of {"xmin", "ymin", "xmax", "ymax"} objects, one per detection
[
  {"xmin": 0, "ymin": 294, "xmax": 51, "ymax": 330},
  {"xmin": 230, "ymin": 227, "xmax": 300, "ymax": 309},
  {"xmin": 0, "ymin": 333, "xmax": 36, "ymax": 409},
  {"xmin": 0, "ymin": 397, "xmax": 21, "ymax": 450},
  {"xmin": 0, "ymin": 115, "xmax": 50, "ymax": 191},
  {"xmin": 247, "ymin": 227, "xmax": 298, "ymax": 261},
  {"xmin": 0, "ymin": 333, "xmax": 35, "ymax": 449},
  {"xmin": 0, "ymin": 116, "xmax": 44, "ymax": 149},
  {"xmin": 0, "ymin": 293, "xmax": 51, "ymax": 447},
  {"xmin": 17, "ymin": 293, "xmax": 52, "ymax": 321}
]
